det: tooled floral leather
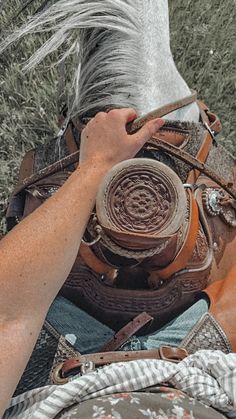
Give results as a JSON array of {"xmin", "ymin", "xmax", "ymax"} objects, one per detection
[
  {"xmin": 95, "ymin": 159, "xmax": 187, "ymax": 256},
  {"xmin": 104, "ymin": 168, "xmax": 174, "ymax": 234}
]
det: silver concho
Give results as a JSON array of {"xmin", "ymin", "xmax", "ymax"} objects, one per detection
[
  {"xmin": 46, "ymin": 186, "xmax": 60, "ymax": 196},
  {"xmin": 202, "ymin": 187, "xmax": 236, "ymax": 227},
  {"xmin": 202, "ymin": 188, "xmax": 222, "ymax": 216}
]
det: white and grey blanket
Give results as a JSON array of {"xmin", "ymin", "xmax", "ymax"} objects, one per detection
[{"xmin": 4, "ymin": 350, "xmax": 236, "ymax": 419}]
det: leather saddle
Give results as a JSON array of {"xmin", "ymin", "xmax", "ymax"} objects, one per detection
[{"xmin": 6, "ymin": 92, "xmax": 236, "ymax": 333}]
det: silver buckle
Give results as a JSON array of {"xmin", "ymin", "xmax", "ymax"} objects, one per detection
[
  {"xmin": 203, "ymin": 121, "xmax": 217, "ymax": 145},
  {"xmin": 80, "ymin": 361, "xmax": 95, "ymax": 375}
]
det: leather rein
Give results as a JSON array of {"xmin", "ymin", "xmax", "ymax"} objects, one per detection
[{"xmin": 14, "ymin": 91, "xmax": 236, "ymax": 200}]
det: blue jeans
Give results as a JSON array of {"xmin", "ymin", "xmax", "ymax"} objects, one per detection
[{"xmin": 46, "ymin": 295, "xmax": 208, "ymax": 353}]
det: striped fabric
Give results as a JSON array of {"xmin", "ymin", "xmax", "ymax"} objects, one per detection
[{"xmin": 4, "ymin": 350, "xmax": 236, "ymax": 419}]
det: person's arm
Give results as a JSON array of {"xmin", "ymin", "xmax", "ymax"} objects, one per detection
[{"xmin": 0, "ymin": 108, "xmax": 164, "ymax": 414}]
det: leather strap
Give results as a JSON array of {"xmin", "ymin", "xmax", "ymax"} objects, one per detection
[
  {"xmin": 51, "ymin": 346, "xmax": 189, "ymax": 384},
  {"xmin": 14, "ymin": 91, "xmax": 234, "ymax": 198},
  {"xmin": 99, "ymin": 312, "xmax": 153, "ymax": 352},
  {"xmin": 187, "ymin": 130, "xmax": 213, "ymax": 184},
  {"xmin": 79, "ymin": 242, "xmax": 116, "ymax": 275},
  {"xmin": 74, "ymin": 90, "xmax": 198, "ymax": 132},
  {"xmin": 60, "ymin": 94, "xmax": 221, "ymax": 144},
  {"xmin": 72, "ymin": 117, "xmax": 191, "ymax": 148},
  {"xmin": 151, "ymin": 189, "xmax": 199, "ymax": 281},
  {"xmin": 186, "ymin": 100, "xmax": 221, "ymax": 184},
  {"xmin": 14, "ymin": 130, "xmax": 235, "ymax": 202},
  {"xmin": 127, "ymin": 90, "xmax": 198, "ymax": 133},
  {"xmin": 13, "ymin": 132, "xmax": 236, "ymax": 200},
  {"xmin": 64, "ymin": 123, "xmax": 79, "ymax": 169},
  {"xmin": 197, "ymin": 100, "xmax": 222, "ymax": 134},
  {"xmin": 66, "ymin": 94, "xmax": 221, "ymax": 141},
  {"xmin": 149, "ymin": 136, "xmax": 236, "ymax": 200},
  {"xmin": 18, "ymin": 149, "xmax": 35, "ymax": 184},
  {"xmin": 63, "ymin": 347, "xmax": 188, "ymax": 370}
]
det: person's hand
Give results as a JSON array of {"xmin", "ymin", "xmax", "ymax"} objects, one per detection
[{"xmin": 79, "ymin": 108, "xmax": 164, "ymax": 174}]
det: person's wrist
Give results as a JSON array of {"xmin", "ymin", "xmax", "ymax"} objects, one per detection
[{"xmin": 78, "ymin": 157, "xmax": 113, "ymax": 178}]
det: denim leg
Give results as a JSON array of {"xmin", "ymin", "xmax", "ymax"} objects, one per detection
[
  {"xmin": 46, "ymin": 296, "xmax": 114, "ymax": 354},
  {"xmin": 121, "ymin": 298, "xmax": 209, "ymax": 351},
  {"xmin": 46, "ymin": 296, "xmax": 209, "ymax": 353},
  {"xmin": 138, "ymin": 298, "xmax": 209, "ymax": 350}
]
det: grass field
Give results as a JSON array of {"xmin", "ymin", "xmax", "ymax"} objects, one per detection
[{"xmin": 0, "ymin": 0, "xmax": 235, "ymax": 234}]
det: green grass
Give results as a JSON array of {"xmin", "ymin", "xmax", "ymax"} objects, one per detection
[
  {"xmin": 169, "ymin": 0, "xmax": 236, "ymax": 151},
  {"xmin": 0, "ymin": 0, "xmax": 235, "ymax": 234}
]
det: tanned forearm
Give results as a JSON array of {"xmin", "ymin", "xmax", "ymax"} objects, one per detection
[
  {"xmin": 0, "ymin": 163, "xmax": 104, "ymax": 320},
  {"xmin": 0, "ymin": 109, "xmax": 164, "ymax": 415},
  {"xmin": 0, "ymin": 163, "xmax": 105, "ymax": 413}
]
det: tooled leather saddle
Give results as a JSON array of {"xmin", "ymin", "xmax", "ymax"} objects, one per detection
[{"xmin": 6, "ymin": 91, "xmax": 236, "ymax": 333}]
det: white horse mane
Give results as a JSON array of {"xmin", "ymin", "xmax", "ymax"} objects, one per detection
[
  {"xmin": 0, "ymin": 0, "xmax": 142, "ymax": 118},
  {"xmin": 0, "ymin": 0, "xmax": 199, "ymax": 121}
]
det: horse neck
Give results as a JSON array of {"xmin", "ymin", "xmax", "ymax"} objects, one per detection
[
  {"xmin": 77, "ymin": 0, "xmax": 199, "ymax": 123},
  {"xmin": 0, "ymin": 0, "xmax": 199, "ymax": 123},
  {"xmin": 135, "ymin": 0, "xmax": 199, "ymax": 122},
  {"xmin": 64, "ymin": 0, "xmax": 199, "ymax": 121}
]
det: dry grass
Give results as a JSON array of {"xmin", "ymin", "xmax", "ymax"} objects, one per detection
[{"xmin": 0, "ymin": 0, "xmax": 235, "ymax": 234}]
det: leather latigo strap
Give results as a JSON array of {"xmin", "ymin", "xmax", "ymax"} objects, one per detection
[
  {"xmin": 99, "ymin": 312, "xmax": 153, "ymax": 352},
  {"xmin": 51, "ymin": 346, "xmax": 188, "ymax": 384}
]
